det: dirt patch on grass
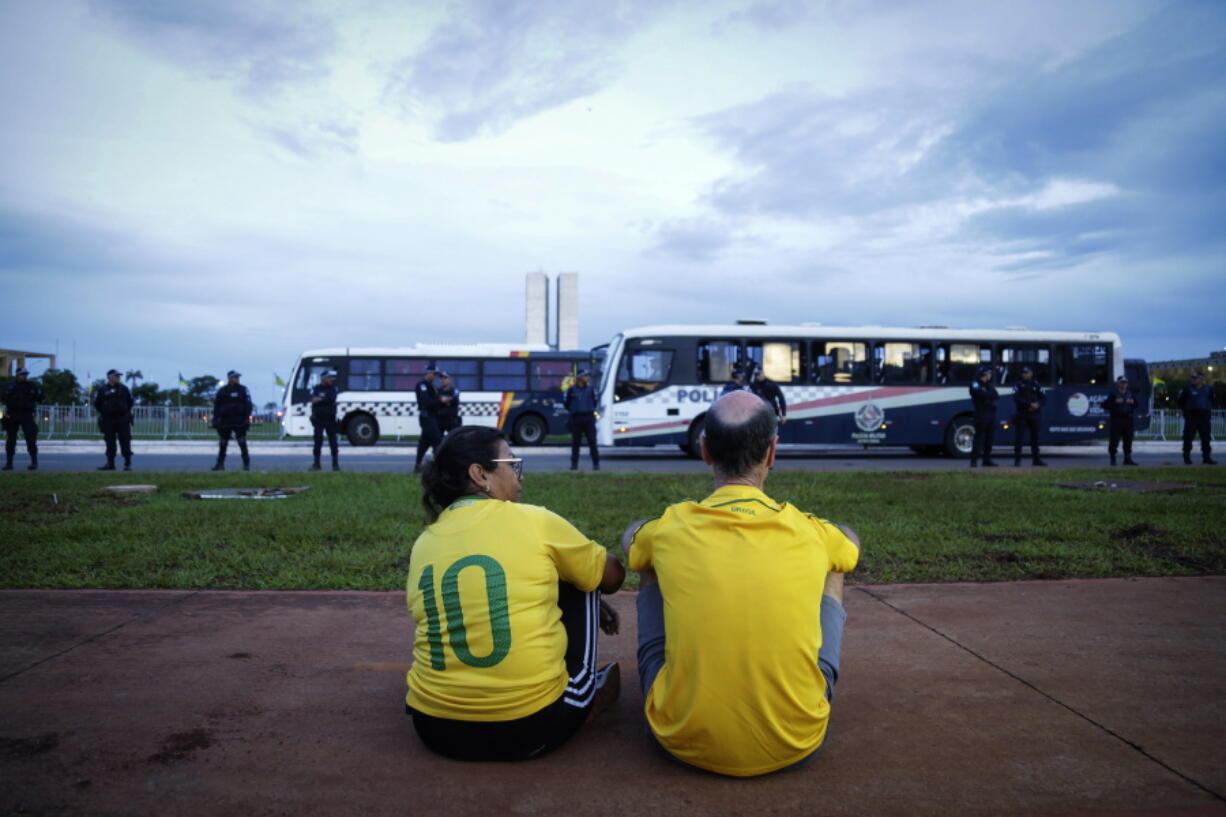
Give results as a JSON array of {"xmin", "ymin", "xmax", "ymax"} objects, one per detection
[{"xmin": 1110, "ymin": 524, "xmax": 1211, "ymax": 573}]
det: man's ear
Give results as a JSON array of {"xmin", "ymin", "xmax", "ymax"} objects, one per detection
[
  {"xmin": 700, "ymin": 432, "xmax": 714, "ymax": 466},
  {"xmin": 765, "ymin": 435, "xmax": 779, "ymax": 469}
]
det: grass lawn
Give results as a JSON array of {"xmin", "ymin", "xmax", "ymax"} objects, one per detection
[{"xmin": 2, "ymin": 468, "xmax": 1224, "ymax": 590}]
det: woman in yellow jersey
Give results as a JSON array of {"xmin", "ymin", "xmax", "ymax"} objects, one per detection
[{"xmin": 406, "ymin": 426, "xmax": 625, "ymax": 760}]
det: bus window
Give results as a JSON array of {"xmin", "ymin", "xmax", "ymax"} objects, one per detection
[
  {"xmin": 746, "ymin": 341, "xmax": 802, "ymax": 383},
  {"xmin": 296, "ymin": 363, "xmax": 333, "ymax": 392},
  {"xmin": 1057, "ymin": 344, "xmax": 1109, "ymax": 385},
  {"xmin": 483, "ymin": 359, "xmax": 528, "ymax": 391},
  {"xmin": 1000, "ymin": 346, "xmax": 1051, "ymax": 384},
  {"xmin": 615, "ymin": 349, "xmax": 674, "ymax": 401},
  {"xmin": 385, "ymin": 359, "xmax": 431, "ymax": 391},
  {"xmin": 438, "ymin": 359, "xmax": 480, "ymax": 391},
  {"xmin": 348, "ymin": 359, "xmax": 381, "ymax": 391},
  {"xmin": 815, "ymin": 341, "xmax": 870, "ymax": 384},
  {"xmin": 936, "ymin": 343, "xmax": 989, "ymax": 384},
  {"xmin": 873, "ymin": 342, "xmax": 930, "ymax": 384},
  {"xmin": 532, "ymin": 360, "xmax": 575, "ymax": 391},
  {"xmin": 698, "ymin": 340, "xmax": 740, "ymax": 383}
]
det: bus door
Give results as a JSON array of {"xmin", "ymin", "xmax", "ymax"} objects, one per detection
[
  {"xmin": 609, "ymin": 339, "xmax": 681, "ymax": 446},
  {"xmin": 289, "ymin": 357, "xmax": 341, "ymax": 433}
]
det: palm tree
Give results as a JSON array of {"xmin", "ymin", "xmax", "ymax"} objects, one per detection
[{"xmin": 124, "ymin": 369, "xmax": 143, "ymax": 388}]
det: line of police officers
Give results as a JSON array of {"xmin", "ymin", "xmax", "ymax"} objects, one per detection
[{"xmin": 967, "ymin": 365, "xmax": 1216, "ymax": 467}]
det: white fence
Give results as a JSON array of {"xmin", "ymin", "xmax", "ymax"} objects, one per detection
[
  {"xmin": 6, "ymin": 406, "xmax": 284, "ymax": 440},
  {"xmin": 1136, "ymin": 409, "xmax": 1226, "ymax": 440}
]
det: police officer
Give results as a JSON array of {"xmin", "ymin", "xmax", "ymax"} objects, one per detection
[
  {"xmin": 2, "ymin": 367, "xmax": 44, "ymax": 471},
  {"xmin": 1176, "ymin": 371, "xmax": 1217, "ymax": 465},
  {"xmin": 413, "ymin": 364, "xmax": 442, "ymax": 473},
  {"xmin": 1106, "ymin": 375, "xmax": 1139, "ymax": 466},
  {"xmin": 310, "ymin": 369, "xmax": 341, "ymax": 471},
  {"xmin": 1011, "ymin": 366, "xmax": 1047, "ymax": 467},
  {"xmin": 436, "ymin": 372, "xmax": 462, "ymax": 435},
  {"xmin": 212, "ymin": 370, "xmax": 253, "ymax": 471},
  {"xmin": 751, "ymin": 368, "xmax": 787, "ymax": 424},
  {"xmin": 721, "ymin": 365, "xmax": 750, "ymax": 395},
  {"xmin": 94, "ymin": 368, "xmax": 134, "ymax": 471},
  {"xmin": 969, "ymin": 364, "xmax": 999, "ymax": 467},
  {"xmin": 563, "ymin": 367, "xmax": 600, "ymax": 471}
]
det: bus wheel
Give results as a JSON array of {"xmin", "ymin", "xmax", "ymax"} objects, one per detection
[
  {"xmin": 346, "ymin": 413, "xmax": 380, "ymax": 446},
  {"xmin": 944, "ymin": 417, "xmax": 975, "ymax": 457},
  {"xmin": 683, "ymin": 415, "xmax": 705, "ymax": 459},
  {"xmin": 511, "ymin": 413, "xmax": 547, "ymax": 446}
]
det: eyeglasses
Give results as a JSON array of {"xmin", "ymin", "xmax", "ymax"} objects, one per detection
[{"xmin": 491, "ymin": 458, "xmax": 524, "ymax": 478}]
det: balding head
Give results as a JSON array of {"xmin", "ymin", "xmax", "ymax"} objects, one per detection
[{"xmin": 702, "ymin": 391, "xmax": 778, "ymax": 478}]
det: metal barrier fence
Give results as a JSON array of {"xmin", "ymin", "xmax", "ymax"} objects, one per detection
[
  {"xmin": 1136, "ymin": 409, "xmax": 1226, "ymax": 440},
  {"xmin": 11, "ymin": 406, "xmax": 284, "ymax": 440}
]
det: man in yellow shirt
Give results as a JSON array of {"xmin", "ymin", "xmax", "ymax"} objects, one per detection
[{"xmin": 626, "ymin": 390, "xmax": 860, "ymax": 776}]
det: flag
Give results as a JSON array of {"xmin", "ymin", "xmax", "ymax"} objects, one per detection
[
  {"xmin": 178, "ymin": 372, "xmax": 189, "ymax": 388},
  {"xmin": 274, "ymin": 373, "xmax": 286, "ymax": 387}
]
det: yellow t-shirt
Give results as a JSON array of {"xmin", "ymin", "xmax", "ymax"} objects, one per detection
[
  {"xmin": 406, "ymin": 497, "xmax": 608, "ymax": 721},
  {"xmin": 629, "ymin": 484, "xmax": 860, "ymax": 776}
]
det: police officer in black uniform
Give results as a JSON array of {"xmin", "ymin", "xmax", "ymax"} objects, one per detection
[
  {"xmin": 2, "ymin": 367, "xmax": 44, "ymax": 471},
  {"xmin": 436, "ymin": 371, "xmax": 462, "ymax": 435},
  {"xmin": 563, "ymin": 368, "xmax": 600, "ymax": 471},
  {"xmin": 1106, "ymin": 374, "xmax": 1139, "ymax": 466},
  {"xmin": 414, "ymin": 364, "xmax": 442, "ymax": 473},
  {"xmin": 969, "ymin": 364, "xmax": 999, "ymax": 467},
  {"xmin": 1177, "ymin": 371, "xmax": 1217, "ymax": 465},
  {"xmin": 94, "ymin": 368, "xmax": 134, "ymax": 471},
  {"xmin": 751, "ymin": 368, "xmax": 787, "ymax": 424},
  {"xmin": 1011, "ymin": 366, "xmax": 1047, "ymax": 467},
  {"xmin": 212, "ymin": 370, "xmax": 254, "ymax": 471},
  {"xmin": 721, "ymin": 365, "xmax": 749, "ymax": 395},
  {"xmin": 310, "ymin": 369, "xmax": 341, "ymax": 471}
]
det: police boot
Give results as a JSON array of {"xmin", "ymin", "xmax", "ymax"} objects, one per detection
[
  {"xmin": 982, "ymin": 458, "xmax": 999, "ymax": 467},
  {"xmin": 98, "ymin": 459, "xmax": 115, "ymax": 471},
  {"xmin": 1124, "ymin": 456, "xmax": 1139, "ymax": 466},
  {"xmin": 1033, "ymin": 457, "xmax": 1047, "ymax": 467},
  {"xmin": 211, "ymin": 457, "xmax": 225, "ymax": 471},
  {"xmin": 331, "ymin": 458, "xmax": 341, "ymax": 472},
  {"xmin": 570, "ymin": 459, "xmax": 578, "ymax": 471},
  {"xmin": 1013, "ymin": 455, "xmax": 1021, "ymax": 467},
  {"xmin": 1206, "ymin": 455, "xmax": 1219, "ymax": 466},
  {"xmin": 593, "ymin": 459, "xmax": 600, "ymax": 471},
  {"xmin": 970, "ymin": 458, "xmax": 978, "ymax": 468},
  {"xmin": 1183, "ymin": 452, "xmax": 1194, "ymax": 465},
  {"xmin": 123, "ymin": 457, "xmax": 132, "ymax": 472},
  {"xmin": 242, "ymin": 457, "xmax": 250, "ymax": 472},
  {"xmin": 310, "ymin": 460, "xmax": 321, "ymax": 471},
  {"xmin": 1110, "ymin": 453, "xmax": 1117, "ymax": 466},
  {"xmin": 27, "ymin": 453, "xmax": 38, "ymax": 471},
  {"xmin": 2, "ymin": 456, "xmax": 12, "ymax": 471}
]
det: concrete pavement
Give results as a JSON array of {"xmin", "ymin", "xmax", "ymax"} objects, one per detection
[{"xmin": 2, "ymin": 578, "xmax": 1224, "ymax": 817}]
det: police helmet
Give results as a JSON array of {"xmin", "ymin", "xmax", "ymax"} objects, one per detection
[
  {"xmin": 227, "ymin": 370, "xmax": 241, "ymax": 379},
  {"xmin": 438, "ymin": 371, "xmax": 450, "ymax": 379},
  {"xmin": 106, "ymin": 368, "xmax": 121, "ymax": 377},
  {"xmin": 577, "ymin": 368, "xmax": 590, "ymax": 377},
  {"xmin": 425, "ymin": 363, "xmax": 439, "ymax": 374},
  {"xmin": 1116, "ymin": 375, "xmax": 1129, "ymax": 383},
  {"xmin": 15, "ymin": 367, "xmax": 29, "ymax": 376}
]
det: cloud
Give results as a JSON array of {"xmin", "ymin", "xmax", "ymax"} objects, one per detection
[
  {"xmin": 89, "ymin": 0, "xmax": 339, "ymax": 95},
  {"xmin": 644, "ymin": 217, "xmax": 737, "ymax": 262},
  {"xmin": 385, "ymin": 0, "xmax": 668, "ymax": 141}
]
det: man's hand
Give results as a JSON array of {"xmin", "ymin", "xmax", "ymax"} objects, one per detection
[{"xmin": 599, "ymin": 599, "xmax": 619, "ymax": 635}]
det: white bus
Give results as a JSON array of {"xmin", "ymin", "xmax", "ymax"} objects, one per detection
[
  {"xmin": 282, "ymin": 345, "xmax": 593, "ymax": 446},
  {"xmin": 594, "ymin": 323, "xmax": 1152, "ymax": 456}
]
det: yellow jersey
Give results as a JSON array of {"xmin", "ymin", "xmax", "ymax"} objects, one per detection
[
  {"xmin": 629, "ymin": 484, "xmax": 860, "ymax": 776},
  {"xmin": 406, "ymin": 497, "xmax": 608, "ymax": 721}
]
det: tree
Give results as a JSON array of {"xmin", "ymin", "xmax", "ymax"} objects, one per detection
[
  {"xmin": 132, "ymin": 382, "xmax": 174, "ymax": 406},
  {"xmin": 124, "ymin": 369, "xmax": 143, "ymax": 389},
  {"xmin": 40, "ymin": 369, "xmax": 84, "ymax": 405},
  {"xmin": 181, "ymin": 375, "xmax": 219, "ymax": 407}
]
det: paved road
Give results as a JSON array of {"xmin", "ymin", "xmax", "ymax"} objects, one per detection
[{"xmin": 11, "ymin": 440, "xmax": 1204, "ymax": 473}]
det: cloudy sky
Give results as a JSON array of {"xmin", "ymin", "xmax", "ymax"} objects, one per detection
[{"xmin": 2, "ymin": 0, "xmax": 1223, "ymax": 406}]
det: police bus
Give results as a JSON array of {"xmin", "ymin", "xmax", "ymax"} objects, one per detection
[
  {"xmin": 594, "ymin": 323, "xmax": 1151, "ymax": 456},
  {"xmin": 281, "ymin": 345, "xmax": 593, "ymax": 446}
]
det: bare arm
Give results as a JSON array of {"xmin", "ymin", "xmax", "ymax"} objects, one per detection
[{"xmin": 599, "ymin": 553, "xmax": 625, "ymax": 594}]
